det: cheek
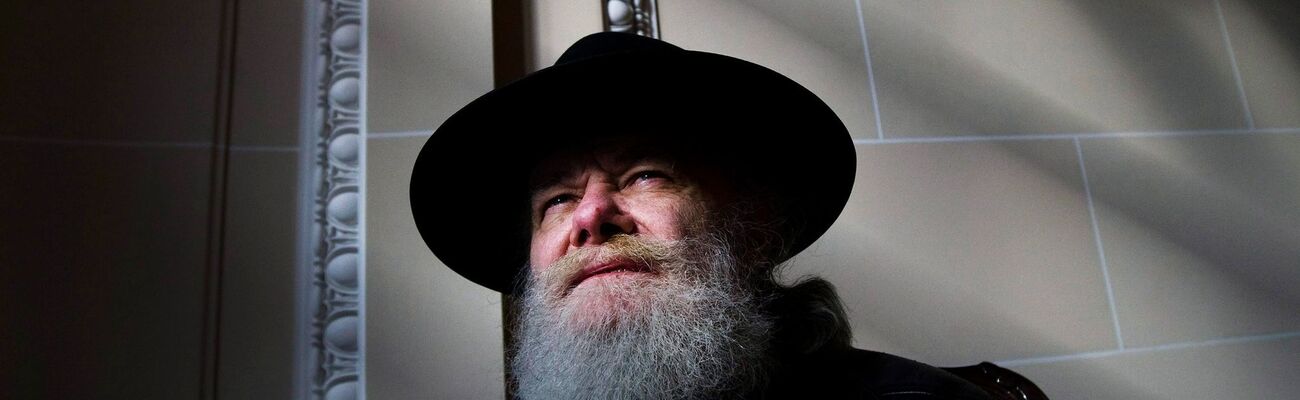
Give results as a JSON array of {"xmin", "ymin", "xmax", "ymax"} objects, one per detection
[
  {"xmin": 630, "ymin": 198, "xmax": 696, "ymax": 240},
  {"xmin": 528, "ymin": 229, "xmax": 565, "ymax": 273},
  {"xmin": 643, "ymin": 212, "xmax": 684, "ymax": 238}
]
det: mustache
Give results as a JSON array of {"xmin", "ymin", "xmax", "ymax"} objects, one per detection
[{"xmin": 536, "ymin": 234, "xmax": 681, "ymax": 296}]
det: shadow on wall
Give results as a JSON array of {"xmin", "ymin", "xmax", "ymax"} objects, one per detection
[
  {"xmin": 789, "ymin": 0, "xmax": 1299, "ymax": 398},
  {"xmin": 1238, "ymin": 0, "xmax": 1300, "ymax": 68},
  {"xmin": 867, "ymin": 0, "xmax": 1246, "ymax": 136}
]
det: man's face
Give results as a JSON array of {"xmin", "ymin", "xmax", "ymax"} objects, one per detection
[
  {"xmin": 526, "ymin": 137, "xmax": 726, "ymax": 319},
  {"xmin": 515, "ymin": 136, "xmax": 775, "ymax": 398}
]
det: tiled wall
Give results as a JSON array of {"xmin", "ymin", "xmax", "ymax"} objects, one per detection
[
  {"xmin": 366, "ymin": 1, "xmax": 507, "ymax": 399},
  {"xmin": 662, "ymin": 0, "xmax": 1300, "ymax": 398},
  {"xmin": 2, "ymin": 1, "xmax": 303, "ymax": 398},
  {"xmin": 368, "ymin": 0, "xmax": 1299, "ymax": 398}
]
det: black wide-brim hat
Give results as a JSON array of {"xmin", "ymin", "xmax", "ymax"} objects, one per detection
[{"xmin": 411, "ymin": 32, "xmax": 855, "ymax": 293}]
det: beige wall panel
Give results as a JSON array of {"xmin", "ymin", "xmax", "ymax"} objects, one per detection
[
  {"xmin": 1220, "ymin": 0, "xmax": 1300, "ymax": 129},
  {"xmin": 1083, "ymin": 135, "xmax": 1300, "ymax": 347},
  {"xmin": 368, "ymin": 137, "xmax": 505, "ymax": 399},
  {"xmin": 863, "ymin": 0, "xmax": 1247, "ymax": 137},
  {"xmin": 660, "ymin": 0, "xmax": 879, "ymax": 139},
  {"xmin": 369, "ymin": 0, "xmax": 493, "ymax": 133},
  {"xmin": 230, "ymin": 0, "xmax": 305, "ymax": 146},
  {"xmin": 0, "ymin": 144, "xmax": 210, "ymax": 398},
  {"xmin": 1013, "ymin": 335, "xmax": 1300, "ymax": 400},
  {"xmin": 359, "ymin": 1, "xmax": 1299, "ymax": 398},
  {"xmin": 525, "ymin": 0, "xmax": 603, "ymax": 71},
  {"xmin": 791, "ymin": 140, "xmax": 1117, "ymax": 365},
  {"xmin": 218, "ymin": 150, "xmax": 299, "ymax": 399},
  {"xmin": 0, "ymin": 2, "xmax": 221, "ymax": 142}
]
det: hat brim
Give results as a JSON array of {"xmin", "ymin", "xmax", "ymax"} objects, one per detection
[{"xmin": 411, "ymin": 45, "xmax": 856, "ymax": 293}]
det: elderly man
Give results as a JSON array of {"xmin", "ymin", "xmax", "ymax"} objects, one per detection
[{"xmin": 412, "ymin": 32, "xmax": 1004, "ymax": 399}]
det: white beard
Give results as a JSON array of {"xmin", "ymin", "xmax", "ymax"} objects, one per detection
[{"xmin": 511, "ymin": 233, "xmax": 775, "ymax": 400}]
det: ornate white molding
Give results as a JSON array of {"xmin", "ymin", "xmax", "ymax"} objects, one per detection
[
  {"xmin": 603, "ymin": 0, "xmax": 660, "ymax": 38},
  {"xmin": 297, "ymin": 0, "xmax": 366, "ymax": 399}
]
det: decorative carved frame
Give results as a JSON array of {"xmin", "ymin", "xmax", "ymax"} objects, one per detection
[
  {"xmin": 603, "ymin": 0, "xmax": 661, "ymax": 39},
  {"xmin": 296, "ymin": 0, "xmax": 367, "ymax": 399},
  {"xmin": 285, "ymin": 2, "xmax": 659, "ymax": 398}
]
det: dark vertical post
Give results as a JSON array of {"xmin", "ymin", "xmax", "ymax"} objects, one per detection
[
  {"xmin": 493, "ymin": 0, "xmax": 528, "ymax": 88},
  {"xmin": 491, "ymin": 2, "xmax": 528, "ymax": 398},
  {"xmin": 201, "ymin": 0, "xmax": 240, "ymax": 398}
]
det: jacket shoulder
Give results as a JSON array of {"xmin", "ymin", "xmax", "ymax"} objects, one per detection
[{"xmin": 767, "ymin": 347, "xmax": 994, "ymax": 400}]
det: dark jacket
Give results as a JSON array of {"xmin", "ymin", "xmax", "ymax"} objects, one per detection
[{"xmin": 763, "ymin": 346, "xmax": 995, "ymax": 399}]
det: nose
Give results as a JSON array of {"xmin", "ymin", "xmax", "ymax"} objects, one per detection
[{"xmin": 570, "ymin": 184, "xmax": 635, "ymax": 247}]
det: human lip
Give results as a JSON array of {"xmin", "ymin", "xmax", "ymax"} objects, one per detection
[{"xmin": 568, "ymin": 258, "xmax": 652, "ymax": 288}]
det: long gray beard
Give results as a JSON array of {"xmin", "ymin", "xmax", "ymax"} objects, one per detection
[{"xmin": 511, "ymin": 233, "xmax": 775, "ymax": 400}]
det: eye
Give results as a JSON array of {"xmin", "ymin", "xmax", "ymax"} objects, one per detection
[
  {"xmin": 541, "ymin": 194, "xmax": 575, "ymax": 211},
  {"xmin": 627, "ymin": 170, "xmax": 670, "ymax": 186}
]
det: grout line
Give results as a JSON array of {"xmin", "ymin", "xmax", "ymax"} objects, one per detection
[
  {"xmin": 0, "ymin": 135, "xmax": 212, "ymax": 149},
  {"xmin": 369, "ymin": 130, "xmax": 432, "ymax": 139},
  {"xmin": 371, "ymin": 126, "xmax": 1300, "ymax": 145},
  {"xmin": 854, "ymin": 0, "xmax": 886, "ymax": 140},
  {"xmin": 356, "ymin": 3, "xmax": 370, "ymax": 398},
  {"xmin": 855, "ymin": 133, "xmax": 1078, "ymax": 145},
  {"xmin": 353, "ymin": 3, "xmax": 369, "ymax": 397},
  {"xmin": 996, "ymin": 330, "xmax": 1300, "ymax": 367},
  {"xmin": 370, "ymin": 128, "xmax": 1300, "ymax": 145},
  {"xmin": 1213, "ymin": 0, "xmax": 1256, "ymax": 130},
  {"xmin": 26, "ymin": 125, "xmax": 1289, "ymax": 150},
  {"xmin": 851, "ymin": 126, "xmax": 1300, "ymax": 145},
  {"xmin": 1242, "ymin": 127, "xmax": 1300, "ymax": 134},
  {"xmin": 1075, "ymin": 137, "xmax": 1125, "ymax": 350},
  {"xmin": 229, "ymin": 144, "xmax": 298, "ymax": 152},
  {"xmin": 0, "ymin": 135, "xmax": 301, "ymax": 152}
]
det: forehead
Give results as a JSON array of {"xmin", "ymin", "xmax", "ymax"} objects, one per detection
[
  {"xmin": 525, "ymin": 133, "xmax": 747, "ymax": 216},
  {"xmin": 529, "ymin": 135, "xmax": 687, "ymax": 183}
]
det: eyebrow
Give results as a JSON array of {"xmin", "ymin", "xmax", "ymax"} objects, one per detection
[
  {"xmin": 528, "ymin": 174, "xmax": 565, "ymax": 201},
  {"xmin": 527, "ymin": 150, "xmax": 679, "ymax": 198}
]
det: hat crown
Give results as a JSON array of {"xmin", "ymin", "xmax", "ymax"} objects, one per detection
[
  {"xmin": 555, "ymin": 32, "xmax": 683, "ymax": 67},
  {"xmin": 413, "ymin": 32, "xmax": 855, "ymax": 293}
]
